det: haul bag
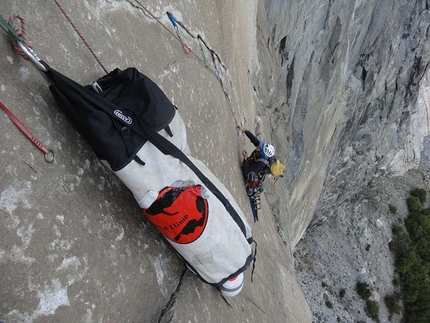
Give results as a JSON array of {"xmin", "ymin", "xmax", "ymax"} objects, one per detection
[
  {"xmin": 114, "ymin": 131, "xmax": 254, "ymax": 286},
  {"xmin": 44, "ymin": 64, "xmax": 254, "ymax": 287}
]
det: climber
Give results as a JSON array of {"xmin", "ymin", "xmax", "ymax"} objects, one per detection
[
  {"xmin": 237, "ymin": 125, "xmax": 275, "ymax": 176},
  {"xmin": 237, "ymin": 124, "xmax": 276, "ymax": 222}
]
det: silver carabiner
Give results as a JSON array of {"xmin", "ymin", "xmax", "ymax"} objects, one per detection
[{"xmin": 17, "ymin": 41, "xmax": 47, "ymax": 72}]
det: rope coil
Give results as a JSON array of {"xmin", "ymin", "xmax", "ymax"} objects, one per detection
[
  {"xmin": 6, "ymin": 14, "xmax": 31, "ymax": 60},
  {"xmin": 0, "ymin": 14, "xmax": 47, "ymax": 71}
]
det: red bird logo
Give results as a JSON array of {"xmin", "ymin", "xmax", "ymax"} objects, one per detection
[{"xmin": 143, "ymin": 185, "xmax": 209, "ymax": 244}]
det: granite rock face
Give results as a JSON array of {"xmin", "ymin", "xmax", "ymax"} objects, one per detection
[
  {"xmin": 1, "ymin": 0, "xmax": 429, "ymax": 322},
  {"xmin": 0, "ymin": 1, "xmax": 311, "ymax": 322},
  {"xmin": 257, "ymin": 0, "xmax": 430, "ymax": 242},
  {"xmin": 253, "ymin": 1, "xmax": 430, "ymax": 321}
]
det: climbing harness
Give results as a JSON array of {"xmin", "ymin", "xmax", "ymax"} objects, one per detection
[
  {"xmin": 244, "ymin": 170, "xmax": 266, "ymax": 222},
  {"xmin": 0, "ymin": 102, "xmax": 54, "ymax": 163},
  {"xmin": 166, "ymin": 12, "xmax": 191, "ymax": 54}
]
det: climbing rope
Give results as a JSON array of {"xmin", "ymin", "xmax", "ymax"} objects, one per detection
[
  {"xmin": 52, "ymin": 0, "xmax": 109, "ymax": 74},
  {"xmin": 134, "ymin": 0, "xmax": 228, "ymax": 84},
  {"xmin": 244, "ymin": 271, "xmax": 305, "ymax": 321},
  {"xmin": 132, "ymin": 1, "xmax": 194, "ymax": 55},
  {"xmin": 0, "ymin": 14, "xmax": 47, "ymax": 71},
  {"xmin": 260, "ymin": 206, "xmax": 291, "ymax": 269},
  {"xmin": 3, "ymin": 14, "xmax": 29, "ymax": 59},
  {"xmin": 0, "ymin": 102, "xmax": 54, "ymax": 163},
  {"xmin": 197, "ymin": 35, "xmax": 227, "ymax": 74},
  {"xmin": 254, "ymin": 271, "xmax": 301, "ymax": 320},
  {"xmin": 167, "ymin": 12, "xmax": 191, "ymax": 54},
  {"xmin": 164, "ymin": 10, "xmax": 237, "ymax": 100},
  {"xmin": 130, "ymin": 1, "xmax": 244, "ymax": 128}
]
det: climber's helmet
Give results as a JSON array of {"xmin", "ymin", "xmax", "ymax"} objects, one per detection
[{"xmin": 263, "ymin": 143, "xmax": 275, "ymax": 159}]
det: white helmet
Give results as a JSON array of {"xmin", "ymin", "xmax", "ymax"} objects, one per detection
[{"xmin": 263, "ymin": 144, "xmax": 275, "ymax": 158}]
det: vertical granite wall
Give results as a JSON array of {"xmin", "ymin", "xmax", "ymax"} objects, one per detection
[{"xmin": 258, "ymin": 0, "xmax": 430, "ymax": 241}]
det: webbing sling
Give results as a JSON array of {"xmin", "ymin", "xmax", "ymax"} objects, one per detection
[{"xmin": 45, "ymin": 65, "xmax": 248, "ymax": 238}]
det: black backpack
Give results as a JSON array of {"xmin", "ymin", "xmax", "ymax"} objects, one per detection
[{"xmin": 48, "ymin": 67, "xmax": 176, "ymax": 171}]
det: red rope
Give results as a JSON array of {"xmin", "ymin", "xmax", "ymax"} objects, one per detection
[
  {"xmin": 132, "ymin": 1, "xmax": 217, "ymax": 76},
  {"xmin": 7, "ymin": 15, "xmax": 31, "ymax": 60},
  {"xmin": 131, "ymin": 1, "xmax": 236, "ymax": 109},
  {"xmin": 52, "ymin": 0, "xmax": 109, "ymax": 74}
]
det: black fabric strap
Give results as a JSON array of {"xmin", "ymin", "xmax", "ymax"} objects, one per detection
[
  {"xmin": 256, "ymin": 157, "xmax": 270, "ymax": 167},
  {"xmin": 134, "ymin": 117, "xmax": 247, "ymax": 237},
  {"xmin": 55, "ymin": 70, "xmax": 247, "ymax": 237}
]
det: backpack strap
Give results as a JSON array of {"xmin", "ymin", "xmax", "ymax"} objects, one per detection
[
  {"xmin": 256, "ymin": 157, "xmax": 270, "ymax": 167},
  {"xmin": 135, "ymin": 117, "xmax": 247, "ymax": 237}
]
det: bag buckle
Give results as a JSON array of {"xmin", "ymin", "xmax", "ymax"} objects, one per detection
[
  {"xmin": 90, "ymin": 81, "xmax": 103, "ymax": 93},
  {"xmin": 121, "ymin": 126, "xmax": 131, "ymax": 138}
]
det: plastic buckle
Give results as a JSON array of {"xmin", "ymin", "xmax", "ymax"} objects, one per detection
[
  {"xmin": 90, "ymin": 81, "xmax": 103, "ymax": 93},
  {"xmin": 121, "ymin": 126, "xmax": 131, "ymax": 139}
]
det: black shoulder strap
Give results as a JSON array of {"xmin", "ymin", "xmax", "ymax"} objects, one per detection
[
  {"xmin": 256, "ymin": 157, "xmax": 270, "ymax": 168},
  {"xmin": 136, "ymin": 118, "xmax": 247, "ymax": 237},
  {"xmin": 59, "ymin": 73, "xmax": 247, "ymax": 237}
]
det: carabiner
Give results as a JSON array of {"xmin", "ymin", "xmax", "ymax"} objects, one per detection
[{"xmin": 17, "ymin": 41, "xmax": 47, "ymax": 72}]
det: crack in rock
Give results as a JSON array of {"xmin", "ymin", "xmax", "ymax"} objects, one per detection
[{"xmin": 157, "ymin": 268, "xmax": 187, "ymax": 323}]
